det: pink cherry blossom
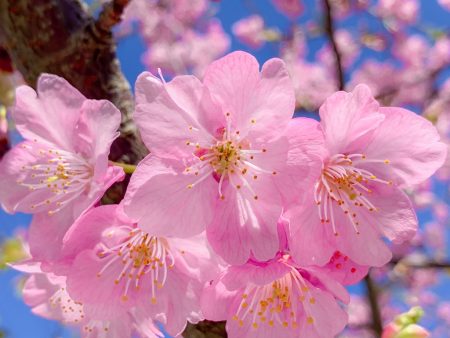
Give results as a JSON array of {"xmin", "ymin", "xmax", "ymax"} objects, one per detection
[
  {"xmin": 143, "ymin": 19, "xmax": 230, "ymax": 77},
  {"xmin": 0, "ymin": 74, "xmax": 124, "ymax": 216},
  {"xmin": 285, "ymin": 59, "xmax": 338, "ymax": 111},
  {"xmin": 438, "ymin": 0, "xmax": 450, "ymax": 11},
  {"xmin": 318, "ymin": 29, "xmax": 360, "ymax": 69},
  {"xmin": 288, "ymin": 84, "xmax": 446, "ymax": 267},
  {"xmin": 62, "ymin": 205, "xmax": 218, "ymax": 337},
  {"xmin": 376, "ymin": 0, "xmax": 419, "ymax": 27},
  {"xmin": 124, "ymin": 51, "xmax": 315, "ymax": 264},
  {"xmin": 0, "ymin": 74, "xmax": 124, "ymax": 268},
  {"xmin": 232, "ymin": 15, "xmax": 265, "ymax": 49},
  {"xmin": 271, "ymin": 0, "xmax": 303, "ymax": 18},
  {"xmin": 201, "ymin": 254, "xmax": 348, "ymax": 338}
]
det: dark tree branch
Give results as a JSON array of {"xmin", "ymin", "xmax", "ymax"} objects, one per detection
[
  {"xmin": 323, "ymin": 0, "xmax": 345, "ymax": 90},
  {"xmin": 391, "ymin": 259, "xmax": 450, "ymax": 269},
  {"xmin": 95, "ymin": 0, "xmax": 131, "ymax": 35},
  {"xmin": 364, "ymin": 273, "xmax": 383, "ymax": 337}
]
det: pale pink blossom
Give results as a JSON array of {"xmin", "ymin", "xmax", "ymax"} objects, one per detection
[
  {"xmin": 438, "ymin": 0, "xmax": 450, "ymax": 11},
  {"xmin": 288, "ymin": 85, "xmax": 446, "ymax": 267},
  {"xmin": 0, "ymin": 74, "xmax": 124, "ymax": 266},
  {"xmin": 143, "ymin": 20, "xmax": 230, "ymax": 77},
  {"xmin": 232, "ymin": 15, "xmax": 265, "ymax": 49},
  {"xmin": 125, "ymin": 51, "xmax": 314, "ymax": 264},
  {"xmin": 62, "ymin": 205, "xmax": 218, "ymax": 337},
  {"xmin": 376, "ymin": 0, "xmax": 419, "ymax": 27},
  {"xmin": 119, "ymin": 0, "xmax": 207, "ymax": 43},
  {"xmin": 286, "ymin": 59, "xmax": 338, "ymax": 111},
  {"xmin": 0, "ymin": 74, "xmax": 124, "ymax": 216},
  {"xmin": 201, "ymin": 254, "xmax": 348, "ymax": 338},
  {"xmin": 318, "ymin": 29, "xmax": 360, "ymax": 69},
  {"xmin": 392, "ymin": 35, "xmax": 429, "ymax": 68},
  {"xmin": 271, "ymin": 0, "xmax": 303, "ymax": 17}
]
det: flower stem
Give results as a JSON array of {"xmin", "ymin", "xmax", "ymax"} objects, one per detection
[{"xmin": 109, "ymin": 161, "xmax": 136, "ymax": 174}]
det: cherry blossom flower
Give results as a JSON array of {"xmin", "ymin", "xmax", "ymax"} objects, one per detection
[
  {"xmin": 285, "ymin": 59, "xmax": 338, "ymax": 111},
  {"xmin": 201, "ymin": 254, "xmax": 348, "ymax": 338},
  {"xmin": 0, "ymin": 74, "xmax": 124, "ymax": 216},
  {"xmin": 232, "ymin": 15, "xmax": 266, "ymax": 49},
  {"xmin": 143, "ymin": 19, "xmax": 230, "ymax": 77},
  {"xmin": 376, "ymin": 0, "xmax": 419, "ymax": 27},
  {"xmin": 0, "ymin": 74, "xmax": 124, "ymax": 269},
  {"xmin": 288, "ymin": 84, "xmax": 446, "ymax": 267},
  {"xmin": 124, "ymin": 51, "xmax": 314, "ymax": 264},
  {"xmin": 62, "ymin": 205, "xmax": 218, "ymax": 337}
]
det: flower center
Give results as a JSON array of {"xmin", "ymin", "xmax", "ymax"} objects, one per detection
[
  {"xmin": 96, "ymin": 229, "xmax": 174, "ymax": 304},
  {"xmin": 315, "ymin": 153, "xmax": 392, "ymax": 235},
  {"xmin": 17, "ymin": 142, "xmax": 93, "ymax": 215},
  {"xmin": 184, "ymin": 113, "xmax": 275, "ymax": 200},
  {"xmin": 232, "ymin": 264, "xmax": 314, "ymax": 330}
]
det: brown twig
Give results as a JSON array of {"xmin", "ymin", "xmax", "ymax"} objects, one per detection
[
  {"xmin": 364, "ymin": 273, "xmax": 383, "ymax": 337},
  {"xmin": 94, "ymin": 0, "xmax": 131, "ymax": 36},
  {"xmin": 323, "ymin": 0, "xmax": 345, "ymax": 90}
]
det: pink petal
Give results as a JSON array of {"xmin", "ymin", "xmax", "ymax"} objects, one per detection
[
  {"xmin": 204, "ymin": 51, "xmax": 295, "ymax": 141},
  {"xmin": 12, "ymin": 74, "xmax": 85, "ymax": 150},
  {"xmin": 322, "ymin": 251, "xmax": 369, "ymax": 285},
  {"xmin": 123, "ymin": 155, "xmax": 216, "ymax": 237},
  {"xmin": 363, "ymin": 106, "xmax": 447, "ymax": 186},
  {"xmin": 74, "ymin": 99, "xmax": 121, "ymax": 177},
  {"xmin": 134, "ymin": 72, "xmax": 216, "ymax": 158},
  {"xmin": 62, "ymin": 205, "xmax": 123, "ymax": 259},
  {"xmin": 207, "ymin": 180, "xmax": 281, "ymax": 265},
  {"xmin": 276, "ymin": 118, "xmax": 326, "ymax": 206},
  {"xmin": 28, "ymin": 209, "xmax": 76, "ymax": 273},
  {"xmin": 201, "ymin": 279, "xmax": 236, "ymax": 321},
  {"xmin": 332, "ymin": 210, "xmax": 392, "ymax": 267},
  {"xmin": 287, "ymin": 203, "xmax": 336, "ymax": 267},
  {"xmin": 361, "ymin": 185, "xmax": 417, "ymax": 244},
  {"xmin": 319, "ymin": 84, "xmax": 384, "ymax": 155}
]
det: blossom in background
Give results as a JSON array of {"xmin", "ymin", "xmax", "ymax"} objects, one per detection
[
  {"xmin": 61, "ymin": 205, "xmax": 218, "ymax": 337},
  {"xmin": 318, "ymin": 29, "xmax": 361, "ymax": 69},
  {"xmin": 271, "ymin": 0, "xmax": 303, "ymax": 18},
  {"xmin": 124, "ymin": 51, "xmax": 316, "ymax": 265},
  {"xmin": 143, "ymin": 19, "xmax": 230, "ymax": 77},
  {"xmin": 232, "ymin": 15, "xmax": 266, "ymax": 49},
  {"xmin": 288, "ymin": 84, "xmax": 446, "ymax": 267},
  {"xmin": 376, "ymin": 0, "xmax": 419, "ymax": 28},
  {"xmin": 438, "ymin": 0, "xmax": 450, "ymax": 11},
  {"xmin": 201, "ymin": 254, "xmax": 349, "ymax": 338}
]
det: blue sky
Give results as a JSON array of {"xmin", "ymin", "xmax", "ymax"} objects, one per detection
[{"xmin": 1, "ymin": 1, "xmax": 450, "ymax": 337}]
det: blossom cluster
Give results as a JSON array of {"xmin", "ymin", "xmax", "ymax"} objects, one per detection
[{"xmin": 0, "ymin": 50, "xmax": 446, "ymax": 337}]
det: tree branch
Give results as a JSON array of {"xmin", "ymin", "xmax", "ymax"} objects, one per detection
[
  {"xmin": 364, "ymin": 273, "xmax": 383, "ymax": 337},
  {"xmin": 95, "ymin": 0, "xmax": 131, "ymax": 35},
  {"xmin": 323, "ymin": 0, "xmax": 345, "ymax": 90}
]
